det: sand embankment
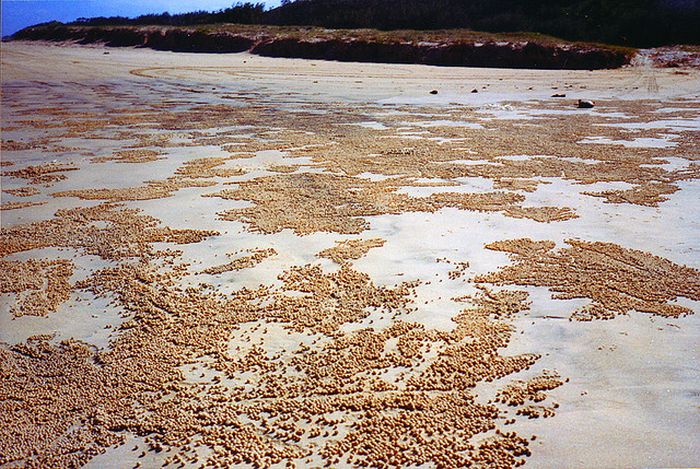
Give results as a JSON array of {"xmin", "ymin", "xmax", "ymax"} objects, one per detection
[{"xmin": 9, "ymin": 23, "xmax": 631, "ymax": 69}]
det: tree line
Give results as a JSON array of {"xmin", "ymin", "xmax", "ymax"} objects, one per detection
[
  {"xmin": 72, "ymin": 3, "xmax": 266, "ymax": 27},
  {"xmin": 67, "ymin": 0, "xmax": 700, "ymax": 47}
]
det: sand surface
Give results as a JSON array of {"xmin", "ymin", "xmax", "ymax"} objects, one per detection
[{"xmin": 1, "ymin": 41, "xmax": 699, "ymax": 468}]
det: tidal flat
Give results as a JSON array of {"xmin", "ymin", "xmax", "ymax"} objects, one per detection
[{"xmin": 1, "ymin": 41, "xmax": 699, "ymax": 468}]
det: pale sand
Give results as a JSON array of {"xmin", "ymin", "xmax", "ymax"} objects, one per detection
[
  {"xmin": 1, "ymin": 41, "xmax": 699, "ymax": 468},
  {"xmin": 3, "ymin": 41, "xmax": 700, "ymax": 101}
]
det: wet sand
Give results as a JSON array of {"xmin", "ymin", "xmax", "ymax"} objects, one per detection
[{"xmin": 1, "ymin": 41, "xmax": 699, "ymax": 468}]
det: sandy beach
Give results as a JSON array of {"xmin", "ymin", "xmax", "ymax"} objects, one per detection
[{"xmin": 1, "ymin": 41, "xmax": 699, "ymax": 468}]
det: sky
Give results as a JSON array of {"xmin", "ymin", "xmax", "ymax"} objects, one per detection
[{"xmin": 1, "ymin": 0, "xmax": 282, "ymax": 36}]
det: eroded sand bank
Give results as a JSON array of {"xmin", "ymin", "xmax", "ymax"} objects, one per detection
[{"xmin": 1, "ymin": 41, "xmax": 699, "ymax": 468}]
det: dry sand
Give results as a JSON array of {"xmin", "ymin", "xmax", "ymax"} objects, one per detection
[{"xmin": 1, "ymin": 41, "xmax": 699, "ymax": 468}]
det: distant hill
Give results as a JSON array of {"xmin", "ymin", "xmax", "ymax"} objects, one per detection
[
  {"xmin": 18, "ymin": 0, "xmax": 700, "ymax": 48},
  {"xmin": 264, "ymin": 0, "xmax": 700, "ymax": 47}
]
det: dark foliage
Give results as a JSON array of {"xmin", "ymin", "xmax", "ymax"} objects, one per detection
[
  {"xmin": 265, "ymin": 0, "xmax": 700, "ymax": 47},
  {"xmin": 71, "ymin": 2, "xmax": 266, "ymax": 27},
  {"xmin": 27, "ymin": 0, "xmax": 700, "ymax": 47}
]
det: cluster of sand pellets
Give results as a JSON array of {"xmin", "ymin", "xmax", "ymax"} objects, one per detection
[
  {"xmin": 477, "ymin": 238, "xmax": 700, "ymax": 320},
  {"xmin": 2, "ymin": 162, "xmax": 78, "ymax": 185},
  {"xmin": 91, "ymin": 149, "xmax": 165, "ymax": 164},
  {"xmin": 318, "ymin": 238, "xmax": 386, "ymax": 264},
  {"xmin": 0, "ymin": 200, "xmax": 47, "ymax": 211},
  {"xmin": 496, "ymin": 372, "xmax": 564, "ymax": 407},
  {"xmin": 201, "ymin": 248, "xmax": 277, "ymax": 275},
  {"xmin": 0, "ymin": 250, "xmax": 544, "ymax": 468},
  {"xmin": 0, "ymin": 259, "xmax": 74, "ymax": 317},
  {"xmin": 495, "ymin": 372, "xmax": 564, "ymax": 419},
  {"xmin": 210, "ymin": 172, "xmax": 576, "ymax": 235},
  {"xmin": 4, "ymin": 80, "xmax": 699, "ymax": 206},
  {"xmin": 436, "ymin": 257, "xmax": 471, "ymax": 280},
  {"xmin": 53, "ymin": 177, "xmax": 218, "ymax": 202},
  {"xmin": 448, "ymin": 262, "xmax": 471, "ymax": 280},
  {"xmin": 48, "ymin": 156, "xmax": 250, "ymax": 203},
  {"xmin": 3, "ymin": 186, "xmax": 40, "ymax": 197},
  {"xmin": 1, "ymin": 78, "xmax": 699, "ymax": 468},
  {"xmin": 269, "ymin": 101, "xmax": 700, "ymax": 209},
  {"xmin": 0, "ymin": 203, "xmax": 216, "ymax": 260},
  {"xmin": 582, "ymin": 181, "xmax": 681, "ymax": 207},
  {"xmin": 0, "ymin": 196, "xmax": 555, "ymax": 467},
  {"xmin": 493, "ymin": 178, "xmax": 546, "ymax": 193}
]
